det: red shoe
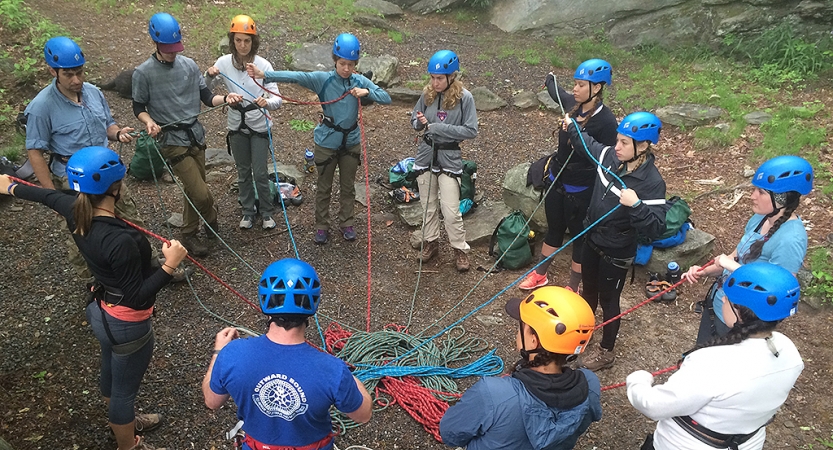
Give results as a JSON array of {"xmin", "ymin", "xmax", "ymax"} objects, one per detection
[{"xmin": 519, "ymin": 271, "xmax": 548, "ymax": 290}]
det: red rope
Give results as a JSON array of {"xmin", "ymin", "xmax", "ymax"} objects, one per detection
[
  {"xmin": 594, "ymin": 259, "xmax": 716, "ymax": 330},
  {"xmin": 9, "ymin": 176, "xmax": 260, "ymax": 311},
  {"xmin": 358, "ymin": 102, "xmax": 373, "ymax": 332},
  {"xmin": 377, "ymin": 376, "xmax": 461, "ymax": 442},
  {"xmin": 250, "ymin": 77, "xmax": 349, "ymax": 105},
  {"xmin": 600, "ymin": 363, "xmax": 680, "ymax": 391}
]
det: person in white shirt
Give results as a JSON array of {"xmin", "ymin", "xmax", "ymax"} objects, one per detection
[
  {"xmin": 206, "ymin": 15, "xmax": 282, "ymax": 230},
  {"xmin": 627, "ymin": 262, "xmax": 804, "ymax": 450}
]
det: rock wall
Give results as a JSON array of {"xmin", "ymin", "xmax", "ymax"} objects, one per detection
[{"xmin": 490, "ymin": 0, "xmax": 833, "ymax": 48}]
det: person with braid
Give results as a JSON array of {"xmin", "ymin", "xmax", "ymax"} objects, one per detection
[
  {"xmin": 520, "ymin": 59, "xmax": 618, "ymax": 291},
  {"xmin": 627, "ymin": 262, "xmax": 804, "ymax": 450},
  {"xmin": 440, "ymin": 287, "xmax": 602, "ymax": 449},
  {"xmin": 683, "ymin": 155, "xmax": 813, "ymax": 344}
]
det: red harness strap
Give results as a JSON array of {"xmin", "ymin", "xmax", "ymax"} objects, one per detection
[{"xmin": 244, "ymin": 432, "xmax": 334, "ymax": 450}]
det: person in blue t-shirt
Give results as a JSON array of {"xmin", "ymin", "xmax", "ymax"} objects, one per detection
[
  {"xmin": 202, "ymin": 258, "xmax": 372, "ymax": 449},
  {"xmin": 683, "ymin": 155, "xmax": 813, "ymax": 344},
  {"xmin": 440, "ymin": 286, "xmax": 602, "ymax": 450}
]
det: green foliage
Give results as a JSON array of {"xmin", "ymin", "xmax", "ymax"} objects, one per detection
[
  {"xmin": 805, "ymin": 248, "xmax": 833, "ymax": 303},
  {"xmin": 464, "ymin": 0, "xmax": 492, "ymax": 8},
  {"xmin": 722, "ymin": 23, "xmax": 833, "ymax": 86},
  {"xmin": 0, "ymin": 0, "xmax": 65, "ymax": 83},
  {"xmin": 289, "ymin": 119, "xmax": 316, "ymax": 132},
  {"xmin": 0, "ymin": 134, "xmax": 24, "ymax": 162},
  {"xmin": 0, "ymin": 0, "xmax": 29, "ymax": 31},
  {"xmin": 755, "ymin": 104, "xmax": 827, "ymax": 160},
  {"xmin": 483, "ymin": 71, "xmax": 494, "ymax": 77},
  {"xmin": 387, "ymin": 30, "xmax": 404, "ymax": 44},
  {"xmin": 523, "ymin": 48, "xmax": 541, "ymax": 66}
]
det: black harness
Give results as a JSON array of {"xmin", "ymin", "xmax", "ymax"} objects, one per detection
[
  {"xmin": 87, "ymin": 282, "xmax": 153, "ymax": 354},
  {"xmin": 157, "ymin": 120, "xmax": 206, "ymax": 166},
  {"xmin": 226, "ymin": 102, "xmax": 269, "ymax": 154},
  {"xmin": 672, "ymin": 415, "xmax": 766, "ymax": 450},
  {"xmin": 316, "ymin": 114, "xmax": 360, "ymax": 168}
]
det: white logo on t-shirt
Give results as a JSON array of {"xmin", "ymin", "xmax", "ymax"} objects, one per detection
[{"xmin": 252, "ymin": 373, "xmax": 308, "ymax": 420}]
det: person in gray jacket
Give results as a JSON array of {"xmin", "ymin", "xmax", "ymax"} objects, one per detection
[
  {"xmin": 440, "ymin": 286, "xmax": 602, "ymax": 450},
  {"xmin": 411, "ymin": 50, "xmax": 478, "ymax": 272}
]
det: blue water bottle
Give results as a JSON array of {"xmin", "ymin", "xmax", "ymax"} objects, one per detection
[
  {"xmin": 666, "ymin": 261, "xmax": 682, "ymax": 286},
  {"xmin": 303, "ymin": 148, "xmax": 315, "ymax": 173}
]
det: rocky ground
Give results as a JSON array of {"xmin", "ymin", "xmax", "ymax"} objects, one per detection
[{"xmin": 0, "ymin": 2, "xmax": 832, "ymax": 450}]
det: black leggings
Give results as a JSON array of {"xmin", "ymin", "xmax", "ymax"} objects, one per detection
[
  {"xmin": 86, "ymin": 302, "xmax": 154, "ymax": 425},
  {"xmin": 543, "ymin": 185, "xmax": 592, "ymax": 263},
  {"xmin": 581, "ymin": 241, "xmax": 631, "ymax": 350}
]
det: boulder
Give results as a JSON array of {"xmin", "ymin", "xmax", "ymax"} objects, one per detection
[
  {"xmin": 643, "ymin": 228, "xmax": 716, "ymax": 274},
  {"xmin": 354, "ymin": 181, "xmax": 381, "ymax": 207},
  {"xmin": 205, "ymin": 148, "xmax": 236, "ymax": 169},
  {"xmin": 357, "ymin": 55, "xmax": 400, "ymax": 87},
  {"xmin": 470, "ymin": 87, "xmax": 508, "ymax": 111},
  {"xmin": 289, "ymin": 43, "xmax": 332, "ymax": 72},
  {"xmin": 396, "ymin": 200, "xmax": 425, "ymax": 227},
  {"xmin": 392, "ymin": 0, "xmax": 464, "ymax": 14},
  {"xmin": 743, "ymin": 111, "xmax": 772, "ymax": 125},
  {"xmin": 353, "ymin": 14, "xmax": 402, "ymax": 32},
  {"xmin": 796, "ymin": 267, "xmax": 824, "ymax": 309},
  {"xmin": 655, "ymin": 104, "xmax": 724, "ymax": 127},
  {"xmin": 502, "ymin": 162, "xmax": 547, "ymax": 231},
  {"xmin": 268, "ymin": 164, "xmax": 307, "ymax": 185},
  {"xmin": 388, "ymin": 87, "xmax": 423, "ymax": 104},
  {"xmin": 462, "ymin": 199, "xmax": 511, "ymax": 245},
  {"xmin": 354, "ymin": 0, "xmax": 404, "ymax": 16},
  {"xmin": 537, "ymin": 90, "xmax": 561, "ymax": 112},
  {"xmin": 513, "ymin": 91, "xmax": 539, "ymax": 109}
]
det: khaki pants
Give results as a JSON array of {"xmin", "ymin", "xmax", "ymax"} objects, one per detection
[
  {"xmin": 313, "ymin": 144, "xmax": 360, "ymax": 230},
  {"xmin": 160, "ymin": 145, "xmax": 217, "ymax": 235},
  {"xmin": 53, "ymin": 175, "xmax": 152, "ymax": 278},
  {"xmin": 416, "ymin": 171, "xmax": 470, "ymax": 252}
]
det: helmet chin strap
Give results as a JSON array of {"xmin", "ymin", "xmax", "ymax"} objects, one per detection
[
  {"xmin": 576, "ymin": 83, "xmax": 601, "ymax": 117},
  {"xmin": 623, "ymin": 139, "xmax": 646, "ymax": 164}
]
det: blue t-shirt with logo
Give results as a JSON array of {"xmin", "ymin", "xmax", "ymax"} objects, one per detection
[
  {"xmin": 210, "ymin": 335, "xmax": 364, "ymax": 449},
  {"xmin": 714, "ymin": 214, "xmax": 807, "ymax": 323}
]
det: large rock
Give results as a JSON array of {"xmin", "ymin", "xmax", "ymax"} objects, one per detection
[
  {"xmin": 395, "ymin": 200, "xmax": 425, "ymax": 227},
  {"xmin": 268, "ymin": 163, "xmax": 307, "ymax": 185},
  {"xmin": 463, "ymin": 200, "xmax": 511, "ymax": 245},
  {"xmin": 655, "ymin": 104, "xmax": 724, "ymax": 127},
  {"xmin": 388, "ymin": 87, "xmax": 423, "ymax": 104},
  {"xmin": 537, "ymin": 90, "xmax": 561, "ymax": 112},
  {"xmin": 386, "ymin": 0, "xmax": 464, "ymax": 13},
  {"xmin": 354, "ymin": 0, "xmax": 404, "ymax": 16},
  {"xmin": 743, "ymin": 111, "xmax": 772, "ymax": 125},
  {"xmin": 471, "ymin": 86, "xmax": 508, "ymax": 111},
  {"xmin": 357, "ymin": 55, "xmax": 400, "ymax": 87},
  {"xmin": 513, "ymin": 91, "xmax": 539, "ymax": 109},
  {"xmin": 502, "ymin": 162, "xmax": 547, "ymax": 231},
  {"xmin": 288, "ymin": 44, "xmax": 332, "ymax": 72},
  {"xmin": 644, "ymin": 228, "xmax": 716, "ymax": 274},
  {"xmin": 205, "ymin": 148, "xmax": 235, "ymax": 168},
  {"xmin": 353, "ymin": 14, "xmax": 402, "ymax": 32}
]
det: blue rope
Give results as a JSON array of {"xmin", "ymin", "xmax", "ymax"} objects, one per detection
[
  {"xmin": 353, "ymin": 349, "xmax": 504, "ymax": 382},
  {"xmin": 569, "ymin": 117, "xmax": 627, "ymax": 189}
]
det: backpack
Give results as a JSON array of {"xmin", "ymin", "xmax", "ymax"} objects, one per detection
[
  {"xmin": 657, "ymin": 196, "xmax": 692, "ymax": 240},
  {"xmin": 459, "ymin": 159, "xmax": 477, "ymax": 215},
  {"xmin": 527, "ymin": 153, "xmax": 553, "ymax": 191},
  {"xmin": 129, "ymin": 134, "xmax": 167, "ymax": 180},
  {"xmin": 489, "ymin": 210, "xmax": 533, "ymax": 270},
  {"xmin": 388, "ymin": 157, "xmax": 417, "ymax": 189},
  {"xmin": 634, "ymin": 197, "xmax": 693, "ymax": 266}
]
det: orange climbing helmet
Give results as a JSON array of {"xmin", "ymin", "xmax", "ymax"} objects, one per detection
[
  {"xmin": 230, "ymin": 15, "xmax": 257, "ymax": 35},
  {"xmin": 506, "ymin": 286, "xmax": 595, "ymax": 355}
]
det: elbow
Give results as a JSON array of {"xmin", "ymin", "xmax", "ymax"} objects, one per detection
[{"xmin": 349, "ymin": 406, "xmax": 372, "ymax": 424}]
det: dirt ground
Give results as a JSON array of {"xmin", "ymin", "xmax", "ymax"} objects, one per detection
[{"xmin": 1, "ymin": 2, "xmax": 832, "ymax": 450}]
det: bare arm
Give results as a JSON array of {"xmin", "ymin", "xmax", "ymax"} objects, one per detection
[
  {"xmin": 202, "ymin": 327, "xmax": 238, "ymax": 410},
  {"xmin": 343, "ymin": 376, "xmax": 372, "ymax": 423},
  {"xmin": 27, "ymin": 149, "xmax": 55, "ymax": 190}
]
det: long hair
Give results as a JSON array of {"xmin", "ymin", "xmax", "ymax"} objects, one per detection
[
  {"xmin": 742, "ymin": 192, "xmax": 801, "ymax": 263},
  {"xmin": 567, "ymin": 87, "xmax": 604, "ymax": 120},
  {"xmin": 617, "ymin": 144, "xmax": 651, "ymax": 174},
  {"xmin": 423, "ymin": 74, "xmax": 464, "ymax": 110},
  {"xmin": 228, "ymin": 32, "xmax": 260, "ymax": 70},
  {"xmin": 680, "ymin": 304, "xmax": 779, "ymax": 363},
  {"xmin": 72, "ymin": 180, "xmax": 122, "ymax": 236}
]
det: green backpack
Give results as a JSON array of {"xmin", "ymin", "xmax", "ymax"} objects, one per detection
[
  {"xmin": 489, "ymin": 210, "xmax": 533, "ymax": 270},
  {"xmin": 460, "ymin": 159, "xmax": 477, "ymax": 201},
  {"xmin": 129, "ymin": 134, "xmax": 167, "ymax": 180}
]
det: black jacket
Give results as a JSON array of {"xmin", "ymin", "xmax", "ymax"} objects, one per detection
[{"xmin": 566, "ymin": 123, "xmax": 667, "ymax": 252}]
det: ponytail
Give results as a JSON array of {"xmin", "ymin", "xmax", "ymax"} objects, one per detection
[
  {"xmin": 680, "ymin": 305, "xmax": 778, "ymax": 364},
  {"xmin": 742, "ymin": 192, "xmax": 801, "ymax": 263},
  {"xmin": 72, "ymin": 180, "xmax": 122, "ymax": 236}
]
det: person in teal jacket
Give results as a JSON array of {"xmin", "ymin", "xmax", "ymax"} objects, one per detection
[
  {"xmin": 247, "ymin": 33, "xmax": 391, "ymax": 244},
  {"xmin": 440, "ymin": 287, "xmax": 602, "ymax": 450}
]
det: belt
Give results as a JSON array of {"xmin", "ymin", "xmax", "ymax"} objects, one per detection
[
  {"xmin": 423, "ymin": 135, "xmax": 460, "ymax": 150},
  {"xmin": 585, "ymin": 239, "xmax": 634, "ymax": 270},
  {"xmin": 244, "ymin": 432, "xmax": 334, "ymax": 450},
  {"xmin": 672, "ymin": 416, "xmax": 763, "ymax": 450}
]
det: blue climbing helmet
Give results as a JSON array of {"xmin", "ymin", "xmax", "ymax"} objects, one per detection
[
  {"xmin": 428, "ymin": 50, "xmax": 459, "ymax": 75},
  {"xmin": 574, "ymin": 59, "xmax": 612, "ymax": 85},
  {"xmin": 148, "ymin": 12, "xmax": 182, "ymax": 44},
  {"xmin": 44, "ymin": 37, "xmax": 85, "ymax": 69},
  {"xmin": 752, "ymin": 155, "xmax": 814, "ymax": 196},
  {"xmin": 259, "ymin": 259, "xmax": 322, "ymax": 316},
  {"xmin": 617, "ymin": 112, "xmax": 662, "ymax": 144},
  {"xmin": 723, "ymin": 262, "xmax": 800, "ymax": 322},
  {"xmin": 333, "ymin": 33, "xmax": 360, "ymax": 61},
  {"xmin": 66, "ymin": 146, "xmax": 126, "ymax": 195}
]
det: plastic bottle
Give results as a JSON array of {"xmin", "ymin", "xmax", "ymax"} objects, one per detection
[
  {"xmin": 303, "ymin": 148, "xmax": 315, "ymax": 174},
  {"xmin": 666, "ymin": 261, "xmax": 682, "ymax": 286}
]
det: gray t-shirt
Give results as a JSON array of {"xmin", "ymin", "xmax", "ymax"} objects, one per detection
[{"xmin": 133, "ymin": 54, "xmax": 207, "ymax": 147}]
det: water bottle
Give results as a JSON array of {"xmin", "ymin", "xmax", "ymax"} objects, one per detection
[
  {"xmin": 666, "ymin": 261, "xmax": 682, "ymax": 286},
  {"xmin": 303, "ymin": 148, "xmax": 315, "ymax": 174}
]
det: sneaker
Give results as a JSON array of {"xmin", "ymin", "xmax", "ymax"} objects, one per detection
[
  {"xmin": 135, "ymin": 413, "xmax": 162, "ymax": 433},
  {"xmin": 580, "ymin": 345, "xmax": 615, "ymax": 371},
  {"xmin": 418, "ymin": 240, "xmax": 439, "ymax": 263},
  {"xmin": 314, "ymin": 229, "xmax": 329, "ymax": 245},
  {"xmin": 262, "ymin": 217, "xmax": 277, "ymax": 230},
  {"xmin": 519, "ymin": 271, "xmax": 548, "ymax": 290},
  {"xmin": 455, "ymin": 249, "xmax": 470, "ymax": 272},
  {"xmin": 128, "ymin": 435, "xmax": 167, "ymax": 450},
  {"xmin": 239, "ymin": 215, "xmax": 254, "ymax": 229},
  {"xmin": 341, "ymin": 226, "xmax": 357, "ymax": 241},
  {"xmin": 180, "ymin": 234, "xmax": 210, "ymax": 258}
]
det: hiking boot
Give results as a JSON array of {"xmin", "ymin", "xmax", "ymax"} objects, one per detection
[
  {"xmin": 239, "ymin": 215, "xmax": 254, "ymax": 230},
  {"xmin": 314, "ymin": 229, "xmax": 329, "ymax": 245},
  {"xmin": 262, "ymin": 217, "xmax": 277, "ymax": 230},
  {"xmin": 128, "ymin": 435, "xmax": 166, "ymax": 450},
  {"xmin": 135, "ymin": 413, "xmax": 162, "ymax": 433},
  {"xmin": 418, "ymin": 240, "xmax": 439, "ymax": 263},
  {"xmin": 342, "ymin": 226, "xmax": 357, "ymax": 241},
  {"xmin": 204, "ymin": 221, "xmax": 219, "ymax": 240},
  {"xmin": 180, "ymin": 234, "xmax": 210, "ymax": 258},
  {"xmin": 455, "ymin": 249, "xmax": 470, "ymax": 272},
  {"xmin": 580, "ymin": 345, "xmax": 615, "ymax": 371},
  {"xmin": 519, "ymin": 271, "xmax": 548, "ymax": 290}
]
